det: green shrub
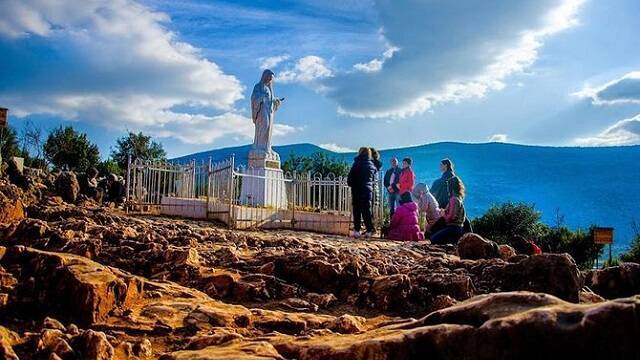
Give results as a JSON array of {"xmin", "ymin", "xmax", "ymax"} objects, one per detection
[
  {"xmin": 541, "ymin": 226, "xmax": 603, "ymax": 269},
  {"xmin": 620, "ymin": 234, "xmax": 640, "ymax": 263},
  {"xmin": 282, "ymin": 152, "xmax": 349, "ymax": 177},
  {"xmin": 96, "ymin": 159, "xmax": 123, "ymax": 177},
  {"xmin": 471, "ymin": 202, "xmax": 548, "ymax": 245},
  {"xmin": 471, "ymin": 202, "xmax": 604, "ymax": 269}
]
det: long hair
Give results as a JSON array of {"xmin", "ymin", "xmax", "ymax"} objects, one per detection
[
  {"xmin": 358, "ymin": 147, "xmax": 372, "ymax": 159},
  {"xmin": 441, "ymin": 158, "xmax": 454, "ymax": 172},
  {"xmin": 449, "ymin": 176, "xmax": 465, "ymax": 199},
  {"xmin": 370, "ymin": 148, "xmax": 380, "ymax": 161}
]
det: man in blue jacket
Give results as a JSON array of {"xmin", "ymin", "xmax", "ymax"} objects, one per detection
[{"xmin": 383, "ymin": 157, "xmax": 401, "ymax": 217}]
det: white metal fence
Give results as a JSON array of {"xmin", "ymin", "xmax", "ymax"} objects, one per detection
[{"xmin": 126, "ymin": 155, "xmax": 384, "ymax": 232}]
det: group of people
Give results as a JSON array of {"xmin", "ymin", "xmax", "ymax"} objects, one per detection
[
  {"xmin": 78, "ymin": 167, "xmax": 126, "ymax": 204},
  {"xmin": 347, "ymin": 147, "xmax": 469, "ymax": 244}
]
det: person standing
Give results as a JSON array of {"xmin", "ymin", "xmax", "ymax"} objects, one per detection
[
  {"xmin": 384, "ymin": 157, "xmax": 401, "ymax": 217},
  {"xmin": 395, "ymin": 157, "xmax": 416, "ymax": 196},
  {"xmin": 431, "ymin": 158, "xmax": 455, "ymax": 208},
  {"xmin": 370, "ymin": 148, "xmax": 383, "ymax": 171},
  {"xmin": 347, "ymin": 147, "xmax": 378, "ymax": 238}
]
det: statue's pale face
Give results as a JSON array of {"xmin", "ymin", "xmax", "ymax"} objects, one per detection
[{"xmin": 265, "ymin": 73, "xmax": 274, "ymax": 84}]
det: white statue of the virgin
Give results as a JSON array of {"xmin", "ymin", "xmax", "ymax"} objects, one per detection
[{"xmin": 250, "ymin": 69, "xmax": 282, "ymax": 158}]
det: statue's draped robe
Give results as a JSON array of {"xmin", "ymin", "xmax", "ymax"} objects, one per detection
[{"xmin": 251, "ymin": 82, "xmax": 280, "ymax": 155}]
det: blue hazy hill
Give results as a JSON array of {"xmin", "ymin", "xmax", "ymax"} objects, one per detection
[
  {"xmin": 174, "ymin": 142, "xmax": 640, "ymax": 254},
  {"xmin": 172, "ymin": 143, "xmax": 331, "ymax": 165}
]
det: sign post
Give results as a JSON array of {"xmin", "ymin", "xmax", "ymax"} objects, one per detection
[{"xmin": 593, "ymin": 227, "xmax": 614, "ymax": 268}]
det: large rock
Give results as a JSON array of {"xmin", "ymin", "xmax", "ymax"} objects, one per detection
[
  {"xmin": 477, "ymin": 254, "xmax": 582, "ymax": 302},
  {"xmin": 1, "ymin": 246, "xmax": 143, "ymax": 324},
  {"xmin": 585, "ymin": 262, "xmax": 640, "ymax": 299},
  {"xmin": 0, "ymin": 181, "xmax": 25, "ymax": 224},
  {"xmin": 275, "ymin": 292, "xmax": 640, "ymax": 360},
  {"xmin": 0, "ymin": 326, "xmax": 19, "ymax": 360},
  {"xmin": 457, "ymin": 233, "xmax": 499, "ymax": 260},
  {"xmin": 160, "ymin": 341, "xmax": 285, "ymax": 360},
  {"xmin": 54, "ymin": 171, "xmax": 80, "ymax": 203}
]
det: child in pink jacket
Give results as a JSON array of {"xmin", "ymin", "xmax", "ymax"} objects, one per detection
[{"xmin": 387, "ymin": 192, "xmax": 425, "ymax": 241}]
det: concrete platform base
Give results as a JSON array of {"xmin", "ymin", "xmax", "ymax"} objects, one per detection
[{"xmin": 159, "ymin": 197, "xmax": 349, "ymax": 236}]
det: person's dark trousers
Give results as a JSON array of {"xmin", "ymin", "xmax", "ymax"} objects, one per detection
[
  {"xmin": 427, "ymin": 217, "xmax": 447, "ymax": 238},
  {"xmin": 430, "ymin": 225, "xmax": 464, "ymax": 245},
  {"xmin": 387, "ymin": 191, "xmax": 399, "ymax": 217},
  {"xmin": 353, "ymin": 198, "xmax": 374, "ymax": 233},
  {"xmin": 353, "ymin": 201, "xmax": 363, "ymax": 232}
]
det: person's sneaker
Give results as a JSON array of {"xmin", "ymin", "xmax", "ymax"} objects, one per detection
[{"xmin": 349, "ymin": 230, "xmax": 361, "ymax": 238}]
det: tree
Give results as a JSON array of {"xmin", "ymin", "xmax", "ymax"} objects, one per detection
[
  {"xmin": 43, "ymin": 126, "xmax": 100, "ymax": 172},
  {"xmin": 620, "ymin": 221, "xmax": 640, "ymax": 263},
  {"xmin": 111, "ymin": 132, "xmax": 166, "ymax": 171},
  {"xmin": 20, "ymin": 120, "xmax": 45, "ymax": 168},
  {"xmin": 0, "ymin": 126, "xmax": 21, "ymax": 161},
  {"xmin": 96, "ymin": 159, "xmax": 122, "ymax": 177},
  {"xmin": 282, "ymin": 152, "xmax": 349, "ymax": 177}
]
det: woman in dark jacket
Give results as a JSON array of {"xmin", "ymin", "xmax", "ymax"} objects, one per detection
[
  {"xmin": 430, "ymin": 158, "xmax": 455, "ymax": 208},
  {"xmin": 348, "ymin": 147, "xmax": 378, "ymax": 238}
]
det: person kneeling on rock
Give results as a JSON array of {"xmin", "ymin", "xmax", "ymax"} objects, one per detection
[
  {"xmin": 386, "ymin": 192, "xmax": 425, "ymax": 241},
  {"xmin": 430, "ymin": 176, "xmax": 466, "ymax": 245}
]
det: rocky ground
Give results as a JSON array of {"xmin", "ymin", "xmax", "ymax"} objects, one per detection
[{"xmin": 0, "ymin": 169, "xmax": 639, "ymax": 359}]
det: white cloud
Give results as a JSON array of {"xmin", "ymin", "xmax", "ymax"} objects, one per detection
[
  {"xmin": 353, "ymin": 46, "xmax": 398, "ymax": 73},
  {"xmin": 259, "ymin": 55, "xmax": 290, "ymax": 70},
  {"xmin": 0, "ymin": 0, "xmax": 298, "ymax": 145},
  {"xmin": 320, "ymin": 143, "xmax": 355, "ymax": 153},
  {"xmin": 326, "ymin": 0, "xmax": 585, "ymax": 118},
  {"xmin": 278, "ymin": 56, "xmax": 333, "ymax": 83},
  {"xmin": 574, "ymin": 71, "xmax": 640, "ymax": 105},
  {"xmin": 575, "ymin": 114, "xmax": 640, "ymax": 146},
  {"xmin": 488, "ymin": 134, "xmax": 509, "ymax": 142}
]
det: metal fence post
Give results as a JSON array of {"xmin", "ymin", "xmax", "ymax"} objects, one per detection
[
  {"xmin": 125, "ymin": 153, "xmax": 131, "ymax": 214},
  {"xmin": 228, "ymin": 155, "xmax": 236, "ymax": 229},
  {"xmin": 206, "ymin": 157, "xmax": 211, "ymax": 219},
  {"xmin": 291, "ymin": 173, "xmax": 297, "ymax": 230}
]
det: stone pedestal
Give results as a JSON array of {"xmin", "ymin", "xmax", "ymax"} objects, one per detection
[{"xmin": 240, "ymin": 149, "xmax": 288, "ymax": 209}]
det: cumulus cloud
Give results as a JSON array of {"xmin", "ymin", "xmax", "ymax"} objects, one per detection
[
  {"xmin": 575, "ymin": 114, "xmax": 640, "ymax": 146},
  {"xmin": 488, "ymin": 134, "xmax": 509, "ymax": 143},
  {"xmin": 259, "ymin": 55, "xmax": 290, "ymax": 70},
  {"xmin": 0, "ymin": 0, "xmax": 295, "ymax": 145},
  {"xmin": 575, "ymin": 72, "xmax": 640, "ymax": 105},
  {"xmin": 325, "ymin": 0, "xmax": 584, "ymax": 118},
  {"xmin": 278, "ymin": 56, "xmax": 333, "ymax": 83},
  {"xmin": 320, "ymin": 143, "xmax": 355, "ymax": 153}
]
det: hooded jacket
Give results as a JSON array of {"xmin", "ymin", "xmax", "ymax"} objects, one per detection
[
  {"xmin": 388, "ymin": 201, "xmax": 425, "ymax": 241},
  {"xmin": 347, "ymin": 155, "xmax": 377, "ymax": 202}
]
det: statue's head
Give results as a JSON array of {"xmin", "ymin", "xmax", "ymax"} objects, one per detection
[{"xmin": 261, "ymin": 69, "xmax": 275, "ymax": 85}]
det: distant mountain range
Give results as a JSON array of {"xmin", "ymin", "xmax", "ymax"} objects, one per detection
[
  {"xmin": 173, "ymin": 142, "xmax": 640, "ymax": 254},
  {"xmin": 172, "ymin": 143, "xmax": 331, "ymax": 165}
]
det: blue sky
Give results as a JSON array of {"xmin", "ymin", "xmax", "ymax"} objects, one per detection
[{"xmin": 1, "ymin": 0, "xmax": 640, "ymax": 158}]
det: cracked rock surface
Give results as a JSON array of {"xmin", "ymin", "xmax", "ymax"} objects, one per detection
[{"xmin": 0, "ymin": 174, "xmax": 638, "ymax": 359}]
